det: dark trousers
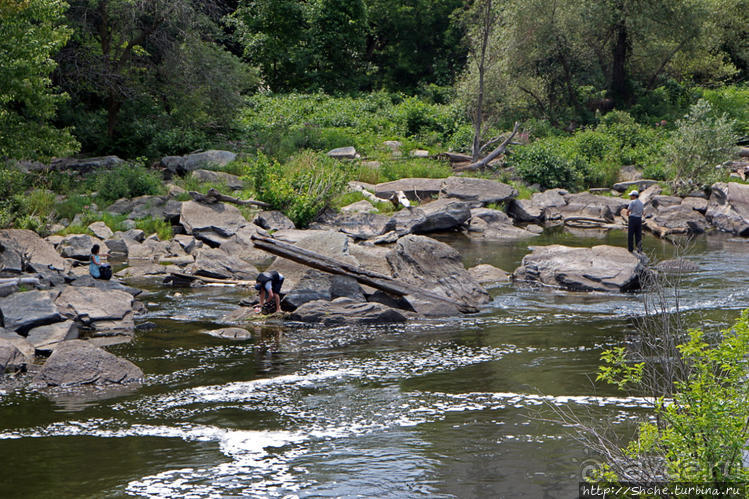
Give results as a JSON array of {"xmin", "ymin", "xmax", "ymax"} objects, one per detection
[{"xmin": 628, "ymin": 216, "xmax": 642, "ymax": 252}]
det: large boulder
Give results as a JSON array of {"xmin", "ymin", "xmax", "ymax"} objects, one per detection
[
  {"xmin": 705, "ymin": 182, "xmax": 749, "ymax": 236},
  {"xmin": 312, "ymin": 211, "xmax": 391, "ymax": 239},
  {"xmin": 33, "ymin": 339, "xmax": 143, "ymax": 386},
  {"xmin": 612, "ymin": 180, "xmax": 659, "ymax": 193},
  {"xmin": 59, "ymin": 234, "xmax": 103, "ymax": 261},
  {"xmin": 441, "ymin": 176, "xmax": 517, "ymax": 206},
  {"xmin": 191, "ymin": 247, "xmax": 259, "ymax": 280},
  {"xmin": 55, "ymin": 287, "xmax": 133, "ymax": 325},
  {"xmin": 107, "ymin": 195, "xmax": 181, "ymax": 222},
  {"xmin": 374, "ymin": 178, "xmax": 443, "ymax": 202},
  {"xmin": 282, "ymin": 269, "xmax": 365, "ymax": 310},
  {"xmin": 465, "ymin": 215, "xmax": 539, "ymax": 241},
  {"xmin": 0, "ymin": 338, "xmax": 28, "ymax": 372},
  {"xmin": 191, "ymin": 169, "xmax": 244, "ymax": 190},
  {"xmin": 410, "ymin": 198, "xmax": 472, "ymax": 233},
  {"xmin": 386, "ymin": 235, "xmax": 490, "ymax": 313},
  {"xmin": 50, "ymin": 156, "xmax": 124, "ymax": 173},
  {"xmin": 88, "ymin": 221, "xmax": 113, "ymax": 240},
  {"xmin": 26, "ymin": 320, "xmax": 79, "ymax": 355},
  {"xmin": 0, "ymin": 290, "xmax": 62, "ymax": 334},
  {"xmin": 161, "ymin": 150, "xmax": 237, "ymax": 176},
  {"xmin": 179, "ymin": 201, "xmax": 249, "ymax": 245},
  {"xmin": 645, "ymin": 205, "xmax": 709, "ymax": 237},
  {"xmin": 327, "ymin": 146, "xmax": 358, "ymax": 159},
  {"xmin": 560, "ymin": 193, "xmax": 628, "ymax": 222},
  {"xmin": 467, "ymin": 264, "xmax": 510, "ymax": 288},
  {"xmin": 512, "ymin": 245, "xmax": 648, "ymax": 292},
  {"xmin": 288, "ymin": 297, "xmax": 407, "ymax": 325},
  {"xmin": 253, "ymin": 211, "xmax": 295, "ymax": 232},
  {"xmin": 0, "ymin": 229, "xmax": 65, "ymax": 273},
  {"xmin": 508, "ymin": 199, "xmax": 544, "ymax": 223}
]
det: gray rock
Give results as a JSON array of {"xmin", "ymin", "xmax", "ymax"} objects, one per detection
[
  {"xmin": 122, "ymin": 229, "xmax": 146, "ymax": 243},
  {"xmin": 107, "ymin": 195, "xmax": 173, "ymax": 220},
  {"xmin": 387, "ymin": 235, "xmax": 490, "ymax": 312},
  {"xmin": 0, "ymin": 229, "xmax": 65, "ymax": 272},
  {"xmin": 192, "ymin": 248, "xmax": 259, "ymax": 280},
  {"xmin": 383, "ymin": 141, "xmax": 402, "ymax": 152},
  {"xmin": 174, "ymin": 234, "xmax": 199, "ymax": 254},
  {"xmin": 59, "ymin": 234, "xmax": 102, "ymax": 261},
  {"xmin": 651, "ymin": 195, "xmax": 682, "ymax": 209},
  {"xmin": 105, "ymin": 238, "xmax": 128, "ymax": 257},
  {"xmin": 26, "ymin": 320, "xmax": 79, "ymax": 355},
  {"xmin": 645, "ymin": 205, "xmax": 708, "ymax": 238},
  {"xmin": 612, "ymin": 180, "xmax": 659, "ymax": 192},
  {"xmin": 288, "ymin": 297, "xmax": 407, "ymax": 325},
  {"xmin": 88, "ymin": 222, "xmax": 113, "ymax": 240},
  {"xmin": 560, "ymin": 193, "xmax": 628, "ymax": 222},
  {"xmin": 253, "ymin": 211, "xmax": 296, "ymax": 231},
  {"xmin": 192, "ymin": 169, "xmax": 244, "ymax": 190},
  {"xmin": 410, "ymin": 198, "xmax": 472, "ymax": 233},
  {"xmin": 55, "ymin": 287, "xmax": 133, "ymax": 324},
  {"xmin": 204, "ymin": 327, "xmax": 252, "ymax": 340},
  {"xmin": 0, "ymin": 290, "xmax": 62, "ymax": 333},
  {"xmin": 69, "ymin": 275, "xmax": 142, "ymax": 296},
  {"xmin": 0, "ymin": 331, "xmax": 34, "ymax": 360},
  {"xmin": 341, "ymin": 200, "xmax": 376, "ymax": 214},
  {"xmin": 315, "ymin": 212, "xmax": 391, "ymax": 239},
  {"xmin": 409, "ymin": 149, "xmax": 429, "ymax": 158},
  {"xmin": 441, "ymin": 176, "xmax": 517, "ymax": 206},
  {"xmin": 50, "ymin": 156, "xmax": 124, "ymax": 173},
  {"xmin": 375, "ymin": 178, "xmax": 443, "ymax": 202},
  {"xmin": 467, "ymin": 264, "xmax": 510, "ymax": 287},
  {"xmin": 705, "ymin": 182, "xmax": 749, "ymax": 236},
  {"xmin": 512, "ymin": 244, "xmax": 648, "ymax": 292},
  {"xmin": 531, "ymin": 189, "xmax": 568, "ymax": 210},
  {"xmin": 179, "ymin": 201, "xmax": 248, "ymax": 244},
  {"xmin": 465, "ymin": 217, "xmax": 540, "ymax": 241},
  {"xmin": 655, "ymin": 259, "xmax": 699, "ymax": 273},
  {"xmin": 282, "ymin": 270, "xmax": 333, "ymax": 309},
  {"xmin": 327, "ymin": 146, "xmax": 357, "ymax": 159},
  {"xmin": 162, "ymin": 150, "xmax": 237, "ymax": 176},
  {"xmin": 0, "ymin": 338, "xmax": 28, "ymax": 372},
  {"xmin": 33, "ymin": 339, "xmax": 143, "ymax": 387},
  {"xmin": 508, "ymin": 199, "xmax": 544, "ymax": 223},
  {"xmin": 681, "ymin": 197, "xmax": 708, "ymax": 214},
  {"xmin": 470, "ymin": 208, "xmax": 513, "ymax": 225}
]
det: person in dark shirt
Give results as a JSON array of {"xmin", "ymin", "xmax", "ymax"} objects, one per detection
[
  {"xmin": 254, "ymin": 271, "xmax": 284, "ymax": 313},
  {"xmin": 625, "ymin": 190, "xmax": 644, "ymax": 253}
]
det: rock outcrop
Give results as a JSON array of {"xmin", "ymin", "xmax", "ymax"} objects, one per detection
[
  {"xmin": 0, "ymin": 229, "xmax": 65, "ymax": 273},
  {"xmin": 288, "ymin": 297, "xmax": 408, "ymax": 325},
  {"xmin": 513, "ymin": 244, "xmax": 648, "ymax": 292},
  {"xmin": 706, "ymin": 182, "xmax": 749, "ymax": 236},
  {"xmin": 33, "ymin": 340, "xmax": 143, "ymax": 387}
]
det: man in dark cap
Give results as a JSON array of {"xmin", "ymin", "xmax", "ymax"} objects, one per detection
[{"xmin": 625, "ymin": 190, "xmax": 644, "ymax": 253}]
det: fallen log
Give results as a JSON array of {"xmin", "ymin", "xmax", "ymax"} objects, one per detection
[
  {"xmin": 456, "ymin": 122, "xmax": 520, "ymax": 172},
  {"xmin": 250, "ymin": 234, "xmax": 479, "ymax": 314},
  {"xmin": 189, "ymin": 188, "xmax": 270, "ymax": 208}
]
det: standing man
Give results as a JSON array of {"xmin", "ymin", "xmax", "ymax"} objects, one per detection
[
  {"xmin": 625, "ymin": 190, "xmax": 644, "ymax": 253},
  {"xmin": 255, "ymin": 271, "xmax": 284, "ymax": 313}
]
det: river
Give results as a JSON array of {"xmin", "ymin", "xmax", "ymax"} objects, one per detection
[{"xmin": 1, "ymin": 229, "xmax": 748, "ymax": 498}]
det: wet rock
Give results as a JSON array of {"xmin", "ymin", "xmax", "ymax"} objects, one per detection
[
  {"xmin": 88, "ymin": 222, "xmax": 113, "ymax": 240},
  {"xmin": 645, "ymin": 205, "xmax": 709, "ymax": 237},
  {"xmin": 220, "ymin": 307, "xmax": 258, "ymax": 323},
  {"xmin": 161, "ymin": 150, "xmax": 237, "ymax": 176},
  {"xmin": 375, "ymin": 178, "xmax": 443, "ymax": 202},
  {"xmin": 204, "ymin": 327, "xmax": 252, "ymax": 340},
  {"xmin": 468, "ymin": 264, "xmax": 510, "ymax": 287},
  {"xmin": 288, "ymin": 297, "xmax": 407, "ymax": 325},
  {"xmin": 0, "ymin": 229, "xmax": 66, "ymax": 273},
  {"xmin": 327, "ymin": 146, "xmax": 357, "ymax": 159},
  {"xmin": 387, "ymin": 235, "xmax": 490, "ymax": 311},
  {"xmin": 191, "ymin": 169, "xmax": 244, "ymax": 190},
  {"xmin": 705, "ymin": 182, "xmax": 749, "ymax": 236},
  {"xmin": 612, "ymin": 180, "xmax": 659, "ymax": 192},
  {"xmin": 59, "ymin": 234, "xmax": 102, "ymax": 261},
  {"xmin": 560, "ymin": 193, "xmax": 627, "ymax": 222},
  {"xmin": 0, "ymin": 338, "xmax": 28, "ymax": 372},
  {"xmin": 34, "ymin": 339, "xmax": 143, "ymax": 387},
  {"xmin": 411, "ymin": 198, "xmax": 471, "ymax": 233},
  {"xmin": 341, "ymin": 200, "xmax": 376, "ymax": 214},
  {"xmin": 441, "ymin": 176, "xmax": 517, "ymax": 206},
  {"xmin": 513, "ymin": 244, "xmax": 648, "ymax": 292},
  {"xmin": 179, "ymin": 201, "xmax": 248, "ymax": 245},
  {"xmin": 191, "ymin": 248, "xmax": 259, "ymax": 280},
  {"xmin": 26, "ymin": 320, "xmax": 79, "ymax": 355},
  {"xmin": 508, "ymin": 199, "xmax": 544, "ymax": 223},
  {"xmin": 253, "ymin": 211, "xmax": 295, "ymax": 232},
  {"xmin": 50, "ymin": 156, "xmax": 124, "ymax": 173},
  {"xmin": 0, "ymin": 290, "xmax": 62, "ymax": 334}
]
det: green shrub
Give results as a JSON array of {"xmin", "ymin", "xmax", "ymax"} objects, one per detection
[
  {"xmin": 378, "ymin": 158, "xmax": 452, "ymax": 182},
  {"xmin": 94, "ymin": 163, "xmax": 166, "ymax": 205},
  {"xmin": 666, "ymin": 99, "xmax": 738, "ymax": 195},
  {"xmin": 54, "ymin": 195, "xmax": 93, "ymax": 221},
  {"xmin": 699, "ymin": 85, "xmax": 749, "ymax": 135},
  {"xmin": 136, "ymin": 216, "xmax": 173, "ymax": 241},
  {"xmin": 642, "ymin": 162, "xmax": 669, "ymax": 181},
  {"xmin": 510, "ymin": 141, "xmax": 584, "ymax": 190}
]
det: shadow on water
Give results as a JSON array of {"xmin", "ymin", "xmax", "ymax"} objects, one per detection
[{"xmin": 0, "ymin": 229, "xmax": 748, "ymax": 497}]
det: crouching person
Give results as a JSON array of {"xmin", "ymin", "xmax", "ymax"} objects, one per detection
[
  {"xmin": 254, "ymin": 271, "xmax": 284, "ymax": 314},
  {"xmin": 89, "ymin": 244, "xmax": 112, "ymax": 280}
]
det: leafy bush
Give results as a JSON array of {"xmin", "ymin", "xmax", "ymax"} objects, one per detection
[
  {"xmin": 378, "ymin": 158, "xmax": 452, "ymax": 182},
  {"xmin": 510, "ymin": 141, "xmax": 584, "ymax": 190},
  {"xmin": 136, "ymin": 216, "xmax": 173, "ymax": 241},
  {"xmin": 94, "ymin": 164, "xmax": 166, "ymax": 205},
  {"xmin": 699, "ymin": 85, "xmax": 749, "ymax": 135},
  {"xmin": 666, "ymin": 99, "xmax": 738, "ymax": 195}
]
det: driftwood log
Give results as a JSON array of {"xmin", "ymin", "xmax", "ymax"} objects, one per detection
[
  {"xmin": 189, "ymin": 188, "xmax": 270, "ymax": 208},
  {"xmin": 250, "ymin": 234, "xmax": 479, "ymax": 314},
  {"xmin": 454, "ymin": 122, "xmax": 520, "ymax": 172}
]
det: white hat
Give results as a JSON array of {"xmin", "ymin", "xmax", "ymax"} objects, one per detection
[{"xmin": 629, "ymin": 190, "xmax": 639, "ymax": 197}]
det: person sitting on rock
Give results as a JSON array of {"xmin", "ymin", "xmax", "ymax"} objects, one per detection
[
  {"xmin": 89, "ymin": 244, "xmax": 112, "ymax": 280},
  {"xmin": 625, "ymin": 190, "xmax": 644, "ymax": 253},
  {"xmin": 254, "ymin": 271, "xmax": 284, "ymax": 313}
]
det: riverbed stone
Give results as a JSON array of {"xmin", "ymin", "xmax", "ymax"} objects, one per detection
[
  {"xmin": 645, "ymin": 205, "xmax": 709, "ymax": 237},
  {"xmin": 651, "ymin": 195, "xmax": 682, "ymax": 209},
  {"xmin": 191, "ymin": 247, "xmax": 259, "ymax": 280},
  {"xmin": 467, "ymin": 264, "xmax": 510, "ymax": 287},
  {"xmin": 341, "ymin": 200, "xmax": 376, "ymax": 214},
  {"xmin": 179, "ymin": 201, "xmax": 248, "ymax": 244},
  {"xmin": 560, "ymin": 193, "xmax": 628, "ymax": 222},
  {"xmin": 508, "ymin": 198, "xmax": 544, "ymax": 223},
  {"xmin": 387, "ymin": 235, "xmax": 490, "ymax": 311},
  {"xmin": 0, "ymin": 290, "xmax": 62, "ymax": 333},
  {"xmin": 55, "ymin": 287, "xmax": 133, "ymax": 324},
  {"xmin": 288, "ymin": 297, "xmax": 407, "ymax": 325},
  {"xmin": 0, "ymin": 338, "xmax": 28, "ymax": 372},
  {"xmin": 0, "ymin": 229, "xmax": 66, "ymax": 273},
  {"xmin": 192, "ymin": 169, "xmax": 244, "ymax": 190},
  {"xmin": 34, "ymin": 339, "xmax": 143, "ymax": 387},
  {"xmin": 705, "ymin": 182, "xmax": 749, "ymax": 236},
  {"xmin": 204, "ymin": 327, "xmax": 253, "ymax": 340},
  {"xmin": 313, "ymin": 212, "xmax": 391, "ymax": 240},
  {"xmin": 612, "ymin": 180, "xmax": 659, "ymax": 192},
  {"xmin": 512, "ymin": 244, "xmax": 648, "ymax": 292},
  {"xmin": 253, "ymin": 211, "xmax": 295, "ymax": 232},
  {"xmin": 26, "ymin": 320, "xmax": 79, "ymax": 355},
  {"xmin": 465, "ymin": 217, "xmax": 539, "ymax": 241},
  {"xmin": 375, "ymin": 178, "xmax": 443, "ymax": 202},
  {"xmin": 681, "ymin": 197, "xmax": 708, "ymax": 214},
  {"xmin": 327, "ymin": 146, "xmax": 358, "ymax": 159},
  {"xmin": 441, "ymin": 176, "xmax": 517, "ymax": 206},
  {"xmin": 161, "ymin": 150, "xmax": 237, "ymax": 176},
  {"xmin": 50, "ymin": 155, "xmax": 124, "ymax": 173},
  {"xmin": 88, "ymin": 222, "xmax": 113, "ymax": 240},
  {"xmin": 410, "ymin": 198, "xmax": 472, "ymax": 233},
  {"xmin": 59, "ymin": 234, "xmax": 103, "ymax": 261}
]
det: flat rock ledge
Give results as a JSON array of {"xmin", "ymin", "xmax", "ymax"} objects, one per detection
[
  {"xmin": 288, "ymin": 298, "xmax": 409, "ymax": 325},
  {"xmin": 33, "ymin": 340, "xmax": 143, "ymax": 387},
  {"xmin": 512, "ymin": 244, "xmax": 649, "ymax": 293}
]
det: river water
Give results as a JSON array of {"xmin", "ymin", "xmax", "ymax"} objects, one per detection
[{"xmin": 1, "ymin": 229, "xmax": 748, "ymax": 498}]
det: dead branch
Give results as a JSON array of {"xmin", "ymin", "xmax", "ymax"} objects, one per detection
[
  {"xmin": 189, "ymin": 188, "xmax": 270, "ymax": 208},
  {"xmin": 459, "ymin": 122, "xmax": 520, "ymax": 172}
]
